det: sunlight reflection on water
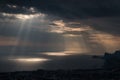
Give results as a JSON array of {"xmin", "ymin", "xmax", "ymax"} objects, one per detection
[{"xmin": 9, "ymin": 58, "xmax": 50, "ymax": 63}]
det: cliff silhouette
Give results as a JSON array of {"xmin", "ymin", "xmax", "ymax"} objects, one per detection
[{"xmin": 93, "ymin": 50, "xmax": 120, "ymax": 69}]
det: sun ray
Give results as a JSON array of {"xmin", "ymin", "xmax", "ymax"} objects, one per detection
[{"xmin": 10, "ymin": 20, "xmax": 26, "ymax": 57}]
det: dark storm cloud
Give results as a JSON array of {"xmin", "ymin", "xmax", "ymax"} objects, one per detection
[
  {"xmin": 79, "ymin": 17, "xmax": 120, "ymax": 36},
  {"xmin": 0, "ymin": 0, "xmax": 37, "ymax": 14},
  {"xmin": 0, "ymin": 0, "xmax": 120, "ymax": 36},
  {"xmin": 0, "ymin": 0, "xmax": 120, "ymax": 18}
]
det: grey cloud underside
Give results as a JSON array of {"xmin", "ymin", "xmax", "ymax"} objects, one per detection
[
  {"xmin": 1, "ymin": 0, "xmax": 119, "ymax": 36},
  {"xmin": 0, "ymin": 0, "xmax": 120, "ymax": 18},
  {"xmin": 0, "ymin": 0, "xmax": 120, "ymax": 36},
  {"xmin": 80, "ymin": 17, "xmax": 120, "ymax": 36}
]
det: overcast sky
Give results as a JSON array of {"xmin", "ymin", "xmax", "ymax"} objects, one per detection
[{"xmin": 0, "ymin": 0, "xmax": 120, "ymax": 72}]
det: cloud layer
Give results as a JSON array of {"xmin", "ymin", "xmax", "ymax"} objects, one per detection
[{"xmin": 0, "ymin": 0, "xmax": 120, "ymax": 18}]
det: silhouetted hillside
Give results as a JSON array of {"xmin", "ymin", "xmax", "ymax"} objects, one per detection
[
  {"xmin": 93, "ymin": 50, "xmax": 120, "ymax": 69},
  {"xmin": 0, "ymin": 69, "xmax": 120, "ymax": 80}
]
